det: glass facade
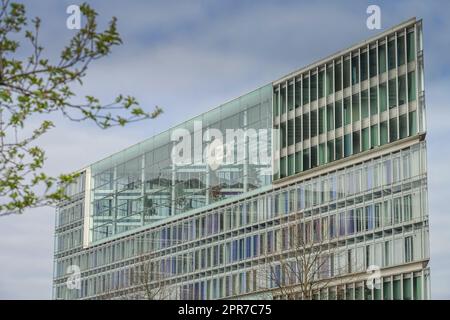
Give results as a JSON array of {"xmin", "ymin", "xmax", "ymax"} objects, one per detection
[
  {"xmin": 90, "ymin": 85, "xmax": 273, "ymax": 241},
  {"xmin": 273, "ymin": 22, "xmax": 423, "ymax": 180},
  {"xmin": 53, "ymin": 18, "xmax": 429, "ymax": 300}
]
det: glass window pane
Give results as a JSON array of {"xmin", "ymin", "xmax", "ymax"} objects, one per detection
[
  {"xmin": 280, "ymin": 86, "xmax": 286, "ymax": 114},
  {"xmin": 370, "ymin": 86, "xmax": 378, "ymax": 116},
  {"xmin": 407, "ymin": 31, "xmax": 415, "ymax": 62},
  {"xmin": 361, "ymin": 90, "xmax": 369, "ymax": 118},
  {"xmin": 378, "ymin": 43, "xmax": 386, "ymax": 73},
  {"xmin": 380, "ymin": 121, "xmax": 388, "ymax": 145},
  {"xmin": 353, "ymin": 131, "xmax": 360, "ymax": 154},
  {"xmin": 344, "ymin": 97, "xmax": 351, "ymax": 125},
  {"xmin": 295, "ymin": 151, "xmax": 302, "ymax": 173},
  {"xmin": 409, "ymin": 111, "xmax": 417, "ymax": 136},
  {"xmin": 369, "ymin": 47, "xmax": 377, "ymax": 78},
  {"xmin": 360, "ymin": 51, "xmax": 368, "ymax": 81},
  {"xmin": 302, "ymin": 76, "xmax": 309, "ymax": 105},
  {"xmin": 398, "ymin": 75, "xmax": 406, "ymax": 106},
  {"xmin": 352, "ymin": 56, "xmax": 359, "ymax": 85},
  {"xmin": 399, "ymin": 114, "xmax": 408, "ymax": 139},
  {"xmin": 318, "ymin": 70, "xmax": 325, "ymax": 98},
  {"xmin": 288, "ymin": 119, "xmax": 294, "ymax": 146},
  {"xmin": 343, "ymin": 58, "xmax": 350, "ymax": 89},
  {"xmin": 371, "ymin": 124, "xmax": 378, "ymax": 148},
  {"xmin": 389, "ymin": 79, "xmax": 397, "ymax": 109},
  {"xmin": 362, "ymin": 127, "xmax": 370, "ymax": 151},
  {"xmin": 389, "ymin": 118, "xmax": 398, "ymax": 142},
  {"xmin": 295, "ymin": 116, "xmax": 302, "ymax": 143},
  {"xmin": 319, "ymin": 143, "xmax": 326, "ymax": 165},
  {"xmin": 335, "ymin": 100, "xmax": 342, "ymax": 129},
  {"xmin": 295, "ymin": 80, "xmax": 301, "ymax": 108},
  {"xmin": 311, "ymin": 110, "xmax": 317, "ymax": 138},
  {"xmin": 397, "ymin": 35, "xmax": 405, "ymax": 67},
  {"xmin": 352, "ymin": 93, "xmax": 360, "ymax": 123},
  {"xmin": 303, "ymin": 113, "xmax": 309, "ymax": 140},
  {"xmin": 327, "ymin": 141, "xmax": 334, "ymax": 162},
  {"xmin": 388, "ymin": 39, "xmax": 396, "ymax": 70},
  {"xmin": 310, "ymin": 73, "xmax": 317, "ymax": 102},
  {"xmin": 335, "ymin": 137, "xmax": 343, "ymax": 160},
  {"xmin": 288, "ymin": 82, "xmax": 294, "ymax": 110},
  {"xmin": 334, "ymin": 63, "xmax": 342, "ymax": 92},
  {"xmin": 408, "ymin": 71, "xmax": 416, "ymax": 101},
  {"xmin": 319, "ymin": 107, "xmax": 326, "ymax": 134},
  {"xmin": 311, "ymin": 146, "xmax": 317, "ymax": 168},
  {"xmin": 327, "ymin": 66, "xmax": 334, "ymax": 95},
  {"xmin": 344, "ymin": 134, "xmax": 352, "ymax": 157},
  {"xmin": 379, "ymin": 82, "xmax": 387, "ymax": 112},
  {"xmin": 327, "ymin": 104, "xmax": 334, "ymax": 132},
  {"xmin": 303, "ymin": 148, "xmax": 310, "ymax": 171}
]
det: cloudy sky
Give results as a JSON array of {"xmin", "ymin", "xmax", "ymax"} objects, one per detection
[{"xmin": 0, "ymin": 0, "xmax": 449, "ymax": 299}]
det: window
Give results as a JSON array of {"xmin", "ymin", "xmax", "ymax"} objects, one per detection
[
  {"xmin": 311, "ymin": 146, "xmax": 318, "ymax": 168},
  {"xmin": 389, "ymin": 79, "xmax": 397, "ymax": 109},
  {"xmin": 280, "ymin": 86, "xmax": 286, "ymax": 114},
  {"xmin": 295, "ymin": 151, "xmax": 302, "ymax": 173},
  {"xmin": 288, "ymin": 82, "xmax": 294, "ymax": 110},
  {"xmin": 399, "ymin": 114, "xmax": 408, "ymax": 139},
  {"xmin": 361, "ymin": 90, "xmax": 369, "ymax": 119},
  {"xmin": 303, "ymin": 113, "xmax": 309, "ymax": 140},
  {"xmin": 335, "ymin": 100, "xmax": 342, "ymax": 129},
  {"xmin": 388, "ymin": 39, "xmax": 395, "ymax": 70},
  {"xmin": 327, "ymin": 141, "xmax": 334, "ymax": 163},
  {"xmin": 318, "ymin": 70, "xmax": 325, "ymax": 98},
  {"xmin": 384, "ymin": 240, "xmax": 391, "ymax": 267},
  {"xmin": 344, "ymin": 134, "xmax": 352, "ymax": 157},
  {"xmin": 352, "ymin": 56, "xmax": 359, "ymax": 85},
  {"xmin": 335, "ymin": 137, "xmax": 343, "ymax": 160},
  {"xmin": 303, "ymin": 148, "xmax": 310, "ymax": 171},
  {"xmin": 370, "ymin": 86, "xmax": 378, "ymax": 116},
  {"xmin": 369, "ymin": 47, "xmax": 377, "ymax": 78},
  {"xmin": 319, "ymin": 143, "xmax": 326, "ymax": 165},
  {"xmin": 360, "ymin": 51, "xmax": 368, "ymax": 81},
  {"xmin": 407, "ymin": 31, "xmax": 415, "ymax": 62},
  {"xmin": 379, "ymin": 82, "xmax": 387, "ymax": 112},
  {"xmin": 398, "ymin": 75, "xmax": 406, "ymax": 106},
  {"xmin": 404, "ymin": 194, "xmax": 412, "ymax": 221},
  {"xmin": 408, "ymin": 71, "xmax": 416, "ymax": 101},
  {"xmin": 327, "ymin": 104, "xmax": 334, "ymax": 131},
  {"xmin": 302, "ymin": 76, "xmax": 309, "ymax": 105},
  {"xmin": 353, "ymin": 131, "xmax": 360, "ymax": 154},
  {"xmin": 280, "ymin": 156, "xmax": 286, "ymax": 178},
  {"xmin": 295, "ymin": 80, "xmax": 301, "ymax": 108},
  {"xmin": 327, "ymin": 66, "xmax": 334, "ymax": 95},
  {"xmin": 352, "ymin": 93, "xmax": 360, "ymax": 123},
  {"xmin": 397, "ymin": 35, "xmax": 405, "ymax": 67},
  {"xmin": 344, "ymin": 97, "xmax": 351, "ymax": 126},
  {"xmin": 280, "ymin": 122, "xmax": 287, "ymax": 148},
  {"xmin": 308, "ymin": 74, "xmax": 317, "ymax": 104},
  {"xmin": 409, "ymin": 111, "xmax": 417, "ymax": 136},
  {"xmin": 273, "ymin": 89, "xmax": 279, "ymax": 116},
  {"xmin": 288, "ymin": 119, "xmax": 294, "ymax": 146},
  {"xmin": 389, "ymin": 118, "xmax": 398, "ymax": 143},
  {"xmin": 405, "ymin": 236, "xmax": 413, "ymax": 263},
  {"xmin": 319, "ymin": 107, "xmax": 326, "ymax": 134},
  {"xmin": 311, "ymin": 110, "xmax": 318, "ymax": 138},
  {"xmin": 371, "ymin": 124, "xmax": 378, "ymax": 148},
  {"xmin": 295, "ymin": 116, "xmax": 302, "ymax": 143},
  {"xmin": 380, "ymin": 121, "xmax": 388, "ymax": 145},
  {"xmin": 343, "ymin": 58, "xmax": 350, "ymax": 88},
  {"xmin": 288, "ymin": 154, "xmax": 294, "ymax": 176},
  {"xmin": 330, "ymin": 62, "xmax": 339, "ymax": 92},
  {"xmin": 362, "ymin": 127, "xmax": 370, "ymax": 151},
  {"xmin": 378, "ymin": 43, "xmax": 386, "ymax": 73}
]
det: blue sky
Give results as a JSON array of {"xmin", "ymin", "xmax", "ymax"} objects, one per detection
[{"xmin": 0, "ymin": 0, "xmax": 449, "ymax": 299}]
